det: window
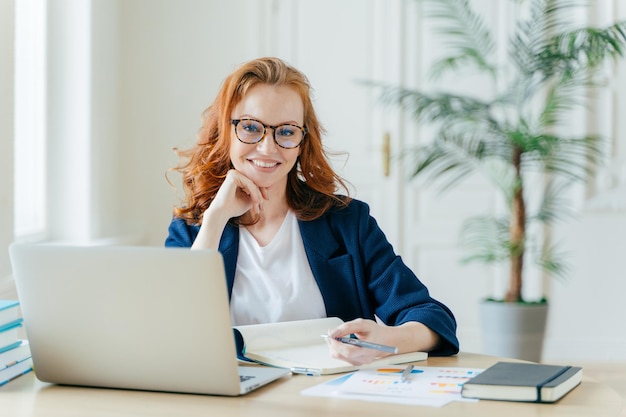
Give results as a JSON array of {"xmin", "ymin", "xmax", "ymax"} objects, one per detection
[{"xmin": 14, "ymin": 0, "xmax": 47, "ymax": 239}]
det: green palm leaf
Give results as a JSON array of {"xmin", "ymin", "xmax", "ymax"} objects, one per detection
[
  {"xmin": 460, "ymin": 215, "xmax": 511, "ymax": 264},
  {"xmin": 424, "ymin": 0, "xmax": 497, "ymax": 79},
  {"xmin": 376, "ymin": 85, "xmax": 493, "ymax": 126},
  {"xmin": 530, "ymin": 177, "xmax": 573, "ymax": 225},
  {"xmin": 535, "ymin": 239, "xmax": 570, "ymax": 280}
]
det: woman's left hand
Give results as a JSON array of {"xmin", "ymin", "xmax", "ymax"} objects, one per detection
[
  {"xmin": 326, "ymin": 318, "xmax": 440, "ymax": 366},
  {"xmin": 326, "ymin": 319, "xmax": 394, "ymax": 366}
]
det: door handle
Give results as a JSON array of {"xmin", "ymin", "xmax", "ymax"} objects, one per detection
[{"xmin": 382, "ymin": 132, "xmax": 390, "ymax": 177}]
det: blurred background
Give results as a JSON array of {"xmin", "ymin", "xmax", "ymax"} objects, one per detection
[{"xmin": 1, "ymin": 0, "xmax": 625, "ymax": 363}]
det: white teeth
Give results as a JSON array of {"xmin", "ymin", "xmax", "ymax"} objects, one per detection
[{"xmin": 252, "ymin": 160, "xmax": 278, "ymax": 168}]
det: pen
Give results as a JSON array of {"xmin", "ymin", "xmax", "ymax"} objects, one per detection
[
  {"xmin": 321, "ymin": 334, "xmax": 398, "ymax": 354},
  {"xmin": 290, "ymin": 367, "xmax": 322, "ymax": 376},
  {"xmin": 401, "ymin": 364, "xmax": 414, "ymax": 382}
]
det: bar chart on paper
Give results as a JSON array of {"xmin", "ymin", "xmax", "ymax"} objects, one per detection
[{"xmin": 338, "ymin": 366, "xmax": 483, "ymax": 399}]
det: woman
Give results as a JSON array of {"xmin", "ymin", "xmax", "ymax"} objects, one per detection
[{"xmin": 165, "ymin": 57, "xmax": 459, "ymax": 365}]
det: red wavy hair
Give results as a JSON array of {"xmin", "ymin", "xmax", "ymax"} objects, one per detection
[{"xmin": 170, "ymin": 57, "xmax": 351, "ymax": 225}]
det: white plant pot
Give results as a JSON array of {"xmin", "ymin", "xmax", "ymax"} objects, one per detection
[{"xmin": 479, "ymin": 300, "xmax": 549, "ymax": 362}]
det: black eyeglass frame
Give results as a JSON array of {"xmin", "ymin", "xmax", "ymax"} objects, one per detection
[{"xmin": 230, "ymin": 118, "xmax": 308, "ymax": 149}]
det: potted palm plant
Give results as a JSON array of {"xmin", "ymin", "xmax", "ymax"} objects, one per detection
[{"xmin": 375, "ymin": 0, "xmax": 626, "ymax": 361}]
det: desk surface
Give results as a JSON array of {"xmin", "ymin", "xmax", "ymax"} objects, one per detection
[{"xmin": 0, "ymin": 352, "xmax": 622, "ymax": 417}]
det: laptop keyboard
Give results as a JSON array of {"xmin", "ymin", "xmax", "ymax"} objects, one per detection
[{"xmin": 240, "ymin": 375, "xmax": 256, "ymax": 382}]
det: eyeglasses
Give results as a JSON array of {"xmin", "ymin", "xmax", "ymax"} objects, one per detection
[{"xmin": 231, "ymin": 118, "xmax": 307, "ymax": 149}]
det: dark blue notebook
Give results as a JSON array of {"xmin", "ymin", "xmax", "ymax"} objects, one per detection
[{"xmin": 461, "ymin": 361, "xmax": 583, "ymax": 403}]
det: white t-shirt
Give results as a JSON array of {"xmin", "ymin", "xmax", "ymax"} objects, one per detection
[{"xmin": 229, "ymin": 210, "xmax": 327, "ymax": 326}]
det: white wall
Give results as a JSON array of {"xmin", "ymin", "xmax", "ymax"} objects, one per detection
[
  {"xmin": 545, "ymin": 212, "xmax": 626, "ymax": 362},
  {"xmin": 115, "ymin": 0, "xmax": 266, "ymax": 245}
]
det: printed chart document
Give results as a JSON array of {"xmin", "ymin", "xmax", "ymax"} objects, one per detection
[
  {"xmin": 233, "ymin": 317, "xmax": 427, "ymax": 375},
  {"xmin": 302, "ymin": 366, "xmax": 484, "ymax": 407}
]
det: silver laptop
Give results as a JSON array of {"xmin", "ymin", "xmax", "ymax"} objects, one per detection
[{"xmin": 8, "ymin": 243, "xmax": 290, "ymax": 395}]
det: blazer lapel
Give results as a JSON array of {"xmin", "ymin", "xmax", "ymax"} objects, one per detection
[
  {"xmin": 298, "ymin": 217, "xmax": 366, "ymax": 320},
  {"xmin": 218, "ymin": 223, "xmax": 239, "ymax": 297}
]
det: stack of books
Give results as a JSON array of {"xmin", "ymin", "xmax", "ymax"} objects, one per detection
[{"xmin": 0, "ymin": 300, "xmax": 33, "ymax": 387}]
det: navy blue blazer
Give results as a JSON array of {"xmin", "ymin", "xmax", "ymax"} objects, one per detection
[{"xmin": 165, "ymin": 199, "xmax": 459, "ymax": 356}]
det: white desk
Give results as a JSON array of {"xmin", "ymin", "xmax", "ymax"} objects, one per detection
[{"xmin": 0, "ymin": 352, "xmax": 622, "ymax": 417}]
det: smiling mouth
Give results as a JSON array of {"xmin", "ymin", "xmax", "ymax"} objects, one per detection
[{"xmin": 251, "ymin": 159, "xmax": 279, "ymax": 168}]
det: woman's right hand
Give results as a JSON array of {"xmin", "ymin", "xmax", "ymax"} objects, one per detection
[
  {"xmin": 191, "ymin": 170, "xmax": 267, "ymax": 249},
  {"xmin": 211, "ymin": 169, "xmax": 268, "ymax": 219}
]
